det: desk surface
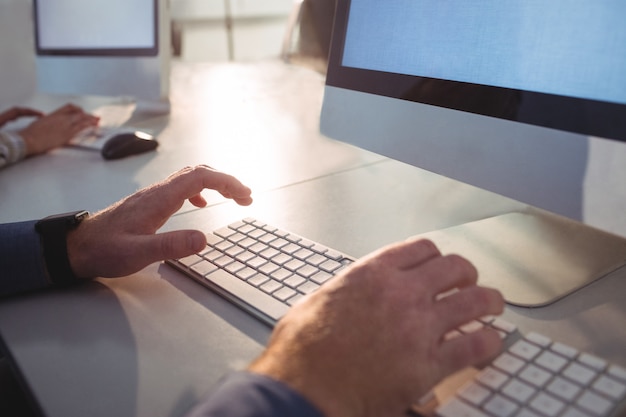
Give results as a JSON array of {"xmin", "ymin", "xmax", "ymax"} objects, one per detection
[{"xmin": 0, "ymin": 60, "xmax": 625, "ymax": 417}]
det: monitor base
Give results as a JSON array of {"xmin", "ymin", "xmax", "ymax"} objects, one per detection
[{"xmin": 416, "ymin": 210, "xmax": 626, "ymax": 307}]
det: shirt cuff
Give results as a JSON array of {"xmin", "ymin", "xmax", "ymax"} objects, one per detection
[
  {"xmin": 185, "ymin": 371, "xmax": 324, "ymax": 417},
  {"xmin": 0, "ymin": 131, "xmax": 27, "ymax": 168}
]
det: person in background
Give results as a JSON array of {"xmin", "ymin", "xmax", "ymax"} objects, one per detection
[
  {"xmin": 0, "ymin": 165, "xmax": 504, "ymax": 417},
  {"xmin": 0, "ymin": 103, "xmax": 99, "ymax": 169}
]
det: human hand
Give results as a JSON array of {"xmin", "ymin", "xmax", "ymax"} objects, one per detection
[
  {"xmin": 0, "ymin": 106, "xmax": 45, "ymax": 128},
  {"xmin": 66, "ymin": 165, "xmax": 253, "ymax": 279},
  {"xmin": 249, "ymin": 238, "xmax": 504, "ymax": 417},
  {"xmin": 18, "ymin": 103, "xmax": 99, "ymax": 156}
]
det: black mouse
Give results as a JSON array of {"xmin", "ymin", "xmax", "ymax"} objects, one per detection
[{"xmin": 101, "ymin": 131, "xmax": 158, "ymax": 160}]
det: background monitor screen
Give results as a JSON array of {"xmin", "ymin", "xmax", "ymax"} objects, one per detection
[
  {"xmin": 34, "ymin": 0, "xmax": 158, "ymax": 56},
  {"xmin": 32, "ymin": 0, "xmax": 169, "ymax": 102}
]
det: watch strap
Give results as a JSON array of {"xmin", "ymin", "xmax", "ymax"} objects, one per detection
[{"xmin": 35, "ymin": 211, "xmax": 88, "ymax": 286}]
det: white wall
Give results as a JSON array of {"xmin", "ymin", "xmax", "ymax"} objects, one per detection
[
  {"xmin": 0, "ymin": 0, "xmax": 37, "ymax": 110},
  {"xmin": 170, "ymin": 0, "xmax": 293, "ymax": 62}
]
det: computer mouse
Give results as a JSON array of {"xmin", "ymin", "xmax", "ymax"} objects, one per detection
[{"xmin": 101, "ymin": 131, "xmax": 158, "ymax": 160}]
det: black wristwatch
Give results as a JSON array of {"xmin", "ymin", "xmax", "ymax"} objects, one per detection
[{"xmin": 35, "ymin": 210, "xmax": 89, "ymax": 286}]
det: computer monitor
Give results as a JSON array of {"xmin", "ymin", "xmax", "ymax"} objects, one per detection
[
  {"xmin": 33, "ymin": 0, "xmax": 170, "ymax": 107},
  {"xmin": 320, "ymin": 0, "xmax": 626, "ymax": 307}
]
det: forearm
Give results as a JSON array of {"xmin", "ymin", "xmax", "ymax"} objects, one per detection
[
  {"xmin": 185, "ymin": 371, "xmax": 323, "ymax": 417},
  {"xmin": 0, "ymin": 131, "xmax": 26, "ymax": 169},
  {"xmin": 0, "ymin": 220, "xmax": 52, "ymax": 296}
]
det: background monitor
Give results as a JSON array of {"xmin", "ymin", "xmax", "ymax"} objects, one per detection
[
  {"xmin": 33, "ymin": 0, "xmax": 170, "ymax": 103},
  {"xmin": 320, "ymin": 0, "xmax": 626, "ymax": 306}
]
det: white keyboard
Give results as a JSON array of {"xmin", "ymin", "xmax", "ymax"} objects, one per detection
[
  {"xmin": 166, "ymin": 217, "xmax": 355, "ymax": 324},
  {"xmin": 70, "ymin": 101, "xmax": 138, "ymax": 149},
  {"xmin": 433, "ymin": 331, "xmax": 626, "ymax": 417},
  {"xmin": 166, "ymin": 218, "xmax": 626, "ymax": 417}
]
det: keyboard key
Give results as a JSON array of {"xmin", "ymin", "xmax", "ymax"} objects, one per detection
[
  {"xmin": 436, "ymin": 398, "xmax": 489, "ymax": 417},
  {"xmin": 248, "ymin": 274, "xmax": 269, "ymax": 287},
  {"xmin": 593, "ymin": 375, "xmax": 626, "ymax": 400},
  {"xmin": 213, "ymin": 255, "xmax": 235, "ymax": 268},
  {"xmin": 260, "ymin": 279, "xmax": 283, "ymax": 294},
  {"xmin": 579, "ymin": 353, "xmax": 607, "ymax": 372},
  {"xmin": 476, "ymin": 367, "xmax": 509, "ymax": 390},
  {"xmin": 246, "ymin": 256, "xmax": 267, "ymax": 269},
  {"xmin": 235, "ymin": 267, "xmax": 257, "ymax": 281},
  {"xmin": 535, "ymin": 351, "xmax": 568, "ymax": 373},
  {"xmin": 285, "ymin": 259, "xmax": 306, "ymax": 272},
  {"xmin": 224, "ymin": 261, "xmax": 245, "ymax": 275},
  {"xmin": 546, "ymin": 376, "xmax": 582, "ymax": 401},
  {"xmin": 178, "ymin": 254, "xmax": 202, "ymax": 267},
  {"xmin": 284, "ymin": 275, "xmax": 306, "ymax": 289},
  {"xmin": 192, "ymin": 260, "xmax": 218, "ymax": 276},
  {"xmin": 458, "ymin": 381, "xmax": 491, "ymax": 406},
  {"xmin": 295, "ymin": 264, "xmax": 319, "ymax": 278},
  {"xmin": 258, "ymin": 262, "xmax": 280, "ymax": 276},
  {"xmin": 270, "ymin": 268, "xmax": 293, "ymax": 282},
  {"xmin": 294, "ymin": 248, "xmax": 314, "ymax": 260},
  {"xmin": 205, "ymin": 233, "xmax": 224, "ymax": 246},
  {"xmin": 491, "ymin": 318, "xmax": 517, "ymax": 334},
  {"xmin": 273, "ymin": 287, "xmax": 297, "ymax": 302},
  {"xmin": 320, "ymin": 259, "xmax": 342, "ymax": 273},
  {"xmin": 525, "ymin": 332, "xmax": 551, "ymax": 348},
  {"xmin": 608, "ymin": 364, "xmax": 626, "ymax": 382},
  {"xmin": 509, "ymin": 340, "xmax": 541, "ymax": 361},
  {"xmin": 501, "ymin": 378, "xmax": 536, "ymax": 403},
  {"xmin": 286, "ymin": 293, "xmax": 304, "ymax": 306},
  {"xmin": 297, "ymin": 281, "xmax": 320, "ymax": 295},
  {"xmin": 560, "ymin": 407, "xmax": 589, "ymax": 417},
  {"xmin": 484, "ymin": 394, "xmax": 518, "ymax": 417},
  {"xmin": 563, "ymin": 362, "xmax": 597, "ymax": 386},
  {"xmin": 529, "ymin": 392, "xmax": 565, "ymax": 416},
  {"xmin": 551, "ymin": 342, "xmax": 578, "ymax": 359},
  {"xmin": 493, "ymin": 353, "xmax": 525, "ymax": 375},
  {"xmin": 576, "ymin": 391, "xmax": 613, "ymax": 416},
  {"xmin": 310, "ymin": 270, "xmax": 333, "ymax": 285},
  {"xmin": 519, "ymin": 364, "xmax": 552, "ymax": 388}
]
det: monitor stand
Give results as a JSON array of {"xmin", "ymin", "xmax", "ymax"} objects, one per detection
[{"xmin": 416, "ymin": 210, "xmax": 626, "ymax": 307}]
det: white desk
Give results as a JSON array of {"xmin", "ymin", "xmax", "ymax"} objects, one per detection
[{"xmin": 0, "ymin": 61, "xmax": 625, "ymax": 417}]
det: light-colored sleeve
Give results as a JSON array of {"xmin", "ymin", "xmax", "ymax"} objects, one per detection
[{"xmin": 0, "ymin": 130, "xmax": 27, "ymax": 169}]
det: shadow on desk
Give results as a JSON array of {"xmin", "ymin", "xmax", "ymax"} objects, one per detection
[{"xmin": 0, "ymin": 282, "xmax": 139, "ymax": 416}]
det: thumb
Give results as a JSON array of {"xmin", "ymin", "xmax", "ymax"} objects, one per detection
[{"xmin": 148, "ymin": 230, "xmax": 207, "ymax": 262}]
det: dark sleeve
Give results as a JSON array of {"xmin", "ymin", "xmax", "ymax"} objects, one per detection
[
  {"xmin": 0, "ymin": 220, "xmax": 51, "ymax": 297},
  {"xmin": 185, "ymin": 371, "xmax": 324, "ymax": 417}
]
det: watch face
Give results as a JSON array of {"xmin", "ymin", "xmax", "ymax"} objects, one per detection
[{"xmin": 36, "ymin": 210, "xmax": 89, "ymax": 231}]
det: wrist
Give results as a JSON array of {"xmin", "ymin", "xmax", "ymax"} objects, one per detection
[{"xmin": 249, "ymin": 352, "xmax": 357, "ymax": 417}]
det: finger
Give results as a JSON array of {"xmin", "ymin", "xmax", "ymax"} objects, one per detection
[
  {"xmin": 367, "ymin": 238, "xmax": 441, "ymax": 271},
  {"xmin": 438, "ymin": 329, "xmax": 503, "ymax": 376},
  {"xmin": 188, "ymin": 194, "xmax": 208, "ymax": 208},
  {"xmin": 435, "ymin": 286, "xmax": 504, "ymax": 332},
  {"xmin": 53, "ymin": 103, "xmax": 83, "ymax": 115},
  {"xmin": 139, "ymin": 230, "xmax": 207, "ymax": 264},
  {"xmin": 171, "ymin": 166, "xmax": 253, "ymax": 206},
  {"xmin": 406, "ymin": 253, "xmax": 479, "ymax": 297},
  {"xmin": 14, "ymin": 107, "xmax": 45, "ymax": 118}
]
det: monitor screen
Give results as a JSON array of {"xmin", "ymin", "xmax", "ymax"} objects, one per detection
[
  {"xmin": 322, "ymin": 0, "xmax": 626, "ymax": 231},
  {"xmin": 32, "ymin": 0, "xmax": 169, "ymax": 102},
  {"xmin": 320, "ymin": 0, "xmax": 626, "ymax": 305},
  {"xmin": 34, "ymin": 0, "xmax": 158, "ymax": 56}
]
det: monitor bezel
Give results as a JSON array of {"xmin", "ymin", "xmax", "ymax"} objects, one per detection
[
  {"xmin": 33, "ymin": 0, "xmax": 159, "ymax": 57},
  {"xmin": 325, "ymin": 0, "xmax": 626, "ymax": 143}
]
